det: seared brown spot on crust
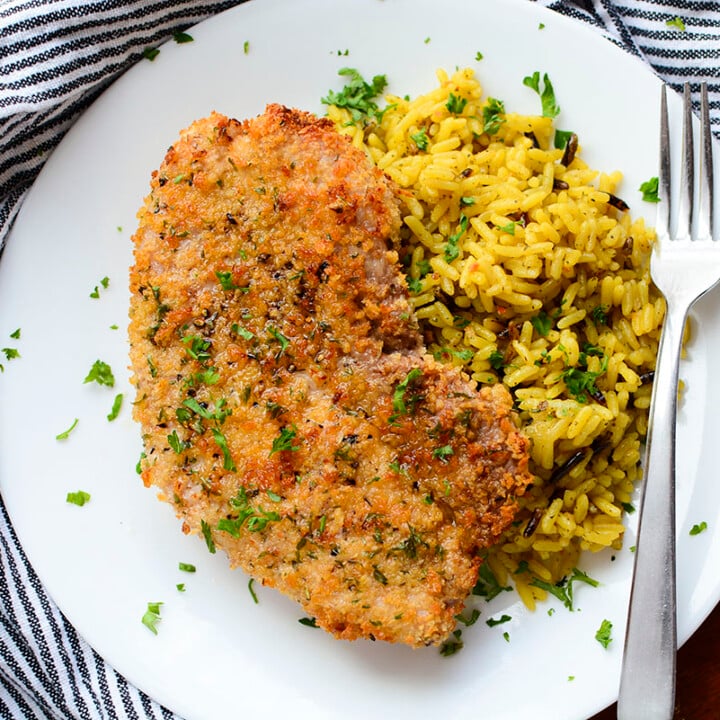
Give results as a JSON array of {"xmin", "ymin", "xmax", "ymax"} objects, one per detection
[{"xmin": 129, "ymin": 104, "xmax": 533, "ymax": 647}]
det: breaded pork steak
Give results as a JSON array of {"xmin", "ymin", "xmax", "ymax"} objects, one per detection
[{"xmin": 129, "ymin": 104, "xmax": 532, "ymax": 647}]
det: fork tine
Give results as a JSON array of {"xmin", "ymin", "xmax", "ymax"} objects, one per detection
[
  {"xmin": 657, "ymin": 85, "xmax": 671, "ymax": 240},
  {"xmin": 678, "ymin": 83, "xmax": 694, "ymax": 241},
  {"xmin": 698, "ymin": 82, "xmax": 714, "ymax": 241}
]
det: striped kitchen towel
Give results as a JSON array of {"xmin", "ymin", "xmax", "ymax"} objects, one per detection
[{"xmin": 1, "ymin": 1, "xmax": 719, "ymax": 718}]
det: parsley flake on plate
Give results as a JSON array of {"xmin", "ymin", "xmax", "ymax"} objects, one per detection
[
  {"xmin": 690, "ymin": 521, "xmax": 708, "ymax": 536},
  {"xmin": 172, "ymin": 31, "xmax": 194, "ymax": 43},
  {"xmin": 639, "ymin": 176, "xmax": 660, "ymax": 203},
  {"xmin": 66, "ymin": 490, "xmax": 91, "ymax": 506},
  {"xmin": 321, "ymin": 67, "xmax": 388, "ymax": 126},
  {"xmin": 107, "ymin": 393, "xmax": 123, "ymax": 421},
  {"xmin": 56, "ymin": 418, "xmax": 79, "ymax": 440},
  {"xmin": 83, "ymin": 360, "xmax": 115, "ymax": 387},
  {"xmin": 141, "ymin": 602, "xmax": 163, "ymax": 635},
  {"xmin": 595, "ymin": 618, "xmax": 613, "ymax": 648},
  {"xmin": 522, "ymin": 71, "xmax": 560, "ymax": 118}
]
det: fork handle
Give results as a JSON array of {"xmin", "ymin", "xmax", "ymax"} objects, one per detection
[{"xmin": 617, "ymin": 300, "xmax": 685, "ymax": 720}]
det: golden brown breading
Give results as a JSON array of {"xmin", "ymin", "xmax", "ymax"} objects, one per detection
[{"xmin": 129, "ymin": 105, "xmax": 533, "ymax": 647}]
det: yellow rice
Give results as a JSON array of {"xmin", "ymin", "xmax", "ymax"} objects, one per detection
[{"xmin": 327, "ymin": 67, "xmax": 663, "ymax": 611}]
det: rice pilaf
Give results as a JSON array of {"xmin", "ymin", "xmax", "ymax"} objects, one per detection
[{"xmin": 327, "ymin": 67, "xmax": 663, "ymax": 611}]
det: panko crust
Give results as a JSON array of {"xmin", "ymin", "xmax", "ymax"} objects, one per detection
[{"xmin": 129, "ymin": 104, "xmax": 533, "ymax": 647}]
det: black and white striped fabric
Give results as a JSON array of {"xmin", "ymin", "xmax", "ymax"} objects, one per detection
[{"xmin": 1, "ymin": 1, "xmax": 719, "ymax": 718}]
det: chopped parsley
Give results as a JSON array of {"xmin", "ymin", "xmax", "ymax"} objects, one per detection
[
  {"xmin": 269, "ymin": 425, "xmax": 300, "ymax": 456},
  {"xmin": 432, "ymin": 445, "xmax": 454, "ymax": 463},
  {"xmin": 66, "ymin": 490, "xmax": 91, "ymax": 506},
  {"xmin": 475, "ymin": 51, "xmax": 484, "ymax": 61},
  {"xmin": 590, "ymin": 304, "xmax": 609, "ymax": 325},
  {"xmin": 83, "ymin": 360, "xmax": 115, "ymax": 387},
  {"xmin": 410, "ymin": 129, "xmax": 429, "ymax": 151},
  {"xmin": 439, "ymin": 629, "xmax": 464, "ymax": 656},
  {"xmin": 182, "ymin": 335, "xmax": 212, "ymax": 364},
  {"xmin": 472, "ymin": 561, "xmax": 512, "ymax": 601},
  {"xmin": 391, "ymin": 368, "xmax": 423, "ymax": 420},
  {"xmin": 522, "ymin": 71, "xmax": 560, "ymax": 118},
  {"xmin": 298, "ymin": 617, "xmax": 318, "ymax": 628},
  {"xmin": 530, "ymin": 310, "xmax": 552, "ymax": 337},
  {"xmin": 454, "ymin": 608, "xmax": 481, "ymax": 627},
  {"xmin": 215, "ymin": 270, "xmax": 239, "ymax": 290},
  {"xmin": 321, "ymin": 67, "xmax": 388, "ymax": 125},
  {"xmin": 243, "ymin": 40, "xmax": 250, "ymax": 54},
  {"xmin": 178, "ymin": 562, "xmax": 196, "ymax": 573},
  {"xmin": 268, "ymin": 326, "xmax": 290, "ymax": 357},
  {"xmin": 141, "ymin": 602, "xmax": 163, "ymax": 635},
  {"xmin": 167, "ymin": 430, "xmax": 188, "ymax": 454},
  {"xmin": 666, "ymin": 16, "xmax": 686, "ymax": 31},
  {"xmin": 530, "ymin": 567, "xmax": 599, "ymax": 611},
  {"xmin": 201, "ymin": 519, "xmax": 216, "ymax": 553},
  {"xmin": 143, "ymin": 47, "xmax": 160, "ymax": 61},
  {"xmin": 444, "ymin": 213, "xmax": 469, "ymax": 262},
  {"xmin": 9, "ymin": 328, "xmax": 20, "ymax": 339},
  {"xmin": 446, "ymin": 93, "xmax": 467, "ymax": 115},
  {"xmin": 482, "ymin": 97, "xmax": 506, "ymax": 135},
  {"xmin": 176, "ymin": 583, "xmax": 186, "ymax": 592},
  {"xmin": 554, "ymin": 129, "xmax": 575, "ymax": 149},
  {"xmin": 690, "ymin": 521, "xmax": 708, "ymax": 536},
  {"xmin": 486, "ymin": 614, "xmax": 512, "ymax": 627},
  {"xmin": 56, "ymin": 418, "xmax": 79, "ymax": 440},
  {"xmin": 232, "ymin": 323, "xmax": 254, "ymax": 340},
  {"xmin": 107, "ymin": 393, "xmax": 123, "ymax": 421},
  {"xmin": 489, "ymin": 350, "xmax": 505, "ymax": 370},
  {"xmin": 562, "ymin": 354, "xmax": 607, "ymax": 403},
  {"xmin": 2, "ymin": 347, "xmax": 20, "ymax": 361},
  {"xmin": 211, "ymin": 427, "xmax": 236, "ymax": 470},
  {"xmin": 172, "ymin": 30, "xmax": 194, "ymax": 43},
  {"xmin": 595, "ymin": 618, "xmax": 613, "ymax": 649},
  {"xmin": 248, "ymin": 578, "xmax": 259, "ymax": 604},
  {"xmin": 639, "ymin": 176, "xmax": 660, "ymax": 203},
  {"xmin": 218, "ymin": 487, "xmax": 281, "ymax": 536},
  {"xmin": 496, "ymin": 220, "xmax": 518, "ymax": 235}
]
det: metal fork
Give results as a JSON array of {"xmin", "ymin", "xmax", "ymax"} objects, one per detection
[{"xmin": 617, "ymin": 82, "xmax": 719, "ymax": 720}]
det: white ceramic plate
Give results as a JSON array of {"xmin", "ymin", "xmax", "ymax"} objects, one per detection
[{"xmin": 1, "ymin": 1, "xmax": 719, "ymax": 718}]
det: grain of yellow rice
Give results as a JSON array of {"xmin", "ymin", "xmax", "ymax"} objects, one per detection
[{"xmin": 327, "ymin": 67, "xmax": 663, "ymax": 607}]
